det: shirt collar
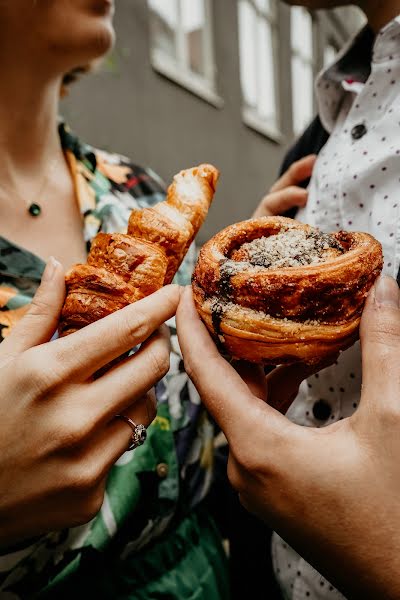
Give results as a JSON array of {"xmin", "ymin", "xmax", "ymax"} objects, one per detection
[{"xmin": 316, "ymin": 15, "xmax": 400, "ymax": 132}]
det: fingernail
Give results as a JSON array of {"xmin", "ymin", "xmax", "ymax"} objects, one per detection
[
  {"xmin": 374, "ymin": 275, "xmax": 400, "ymax": 308},
  {"xmin": 42, "ymin": 257, "xmax": 61, "ymax": 282}
]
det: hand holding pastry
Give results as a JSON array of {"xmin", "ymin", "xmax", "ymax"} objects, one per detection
[
  {"xmin": 60, "ymin": 164, "xmax": 219, "ymax": 336},
  {"xmin": 192, "ymin": 216, "xmax": 383, "ymax": 365},
  {"xmin": 253, "ymin": 154, "xmax": 316, "ymax": 218},
  {"xmin": 177, "ymin": 277, "xmax": 400, "ymax": 600},
  {"xmin": 0, "ymin": 260, "xmax": 179, "ymax": 549},
  {"xmin": 0, "ymin": 164, "xmax": 218, "ymax": 549}
]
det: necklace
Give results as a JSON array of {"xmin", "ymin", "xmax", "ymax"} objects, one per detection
[{"xmin": 0, "ymin": 156, "xmax": 59, "ymax": 218}]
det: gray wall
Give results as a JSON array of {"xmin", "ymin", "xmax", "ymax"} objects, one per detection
[{"xmin": 62, "ymin": 0, "xmax": 363, "ymax": 243}]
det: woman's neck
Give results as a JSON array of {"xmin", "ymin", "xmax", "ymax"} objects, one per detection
[{"xmin": 0, "ymin": 66, "xmax": 64, "ymax": 186}]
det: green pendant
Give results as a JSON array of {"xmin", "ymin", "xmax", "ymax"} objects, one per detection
[{"xmin": 28, "ymin": 203, "xmax": 41, "ymax": 217}]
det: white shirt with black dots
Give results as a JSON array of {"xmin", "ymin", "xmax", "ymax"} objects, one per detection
[{"xmin": 272, "ymin": 16, "xmax": 400, "ymax": 600}]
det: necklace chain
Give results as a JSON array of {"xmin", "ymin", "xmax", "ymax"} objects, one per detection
[{"xmin": 0, "ymin": 156, "xmax": 60, "ymax": 218}]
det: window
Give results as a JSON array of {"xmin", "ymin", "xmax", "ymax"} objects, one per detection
[
  {"xmin": 148, "ymin": 0, "xmax": 220, "ymax": 106},
  {"xmin": 290, "ymin": 7, "xmax": 314, "ymax": 136},
  {"xmin": 238, "ymin": 0, "xmax": 281, "ymax": 140}
]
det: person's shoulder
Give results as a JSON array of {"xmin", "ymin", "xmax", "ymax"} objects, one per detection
[
  {"xmin": 94, "ymin": 147, "xmax": 166, "ymax": 205},
  {"xmin": 59, "ymin": 122, "xmax": 166, "ymax": 207}
]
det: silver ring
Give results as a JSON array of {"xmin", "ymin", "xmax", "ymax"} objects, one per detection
[{"xmin": 116, "ymin": 415, "xmax": 147, "ymax": 451}]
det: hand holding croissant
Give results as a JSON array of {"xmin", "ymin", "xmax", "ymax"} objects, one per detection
[{"xmin": 59, "ymin": 164, "xmax": 219, "ymax": 336}]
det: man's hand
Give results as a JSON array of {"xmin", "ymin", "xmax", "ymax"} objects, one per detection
[
  {"xmin": 177, "ymin": 278, "xmax": 400, "ymax": 599},
  {"xmin": 253, "ymin": 154, "xmax": 316, "ymax": 218}
]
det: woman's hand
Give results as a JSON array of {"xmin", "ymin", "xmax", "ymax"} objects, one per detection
[
  {"xmin": 0, "ymin": 258, "xmax": 180, "ymax": 549},
  {"xmin": 253, "ymin": 154, "xmax": 316, "ymax": 218},
  {"xmin": 177, "ymin": 279, "xmax": 400, "ymax": 599}
]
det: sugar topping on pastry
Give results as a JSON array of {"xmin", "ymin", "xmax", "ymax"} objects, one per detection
[{"xmin": 232, "ymin": 228, "xmax": 344, "ymax": 269}]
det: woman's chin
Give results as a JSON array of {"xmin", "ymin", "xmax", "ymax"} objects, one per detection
[
  {"xmin": 85, "ymin": 20, "xmax": 115, "ymax": 59},
  {"xmin": 49, "ymin": 20, "xmax": 115, "ymax": 68}
]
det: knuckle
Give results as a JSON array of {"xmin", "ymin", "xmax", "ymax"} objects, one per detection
[
  {"xmin": 288, "ymin": 163, "xmax": 298, "ymax": 179},
  {"xmin": 235, "ymin": 446, "xmax": 264, "ymax": 475},
  {"xmin": 233, "ymin": 416, "xmax": 283, "ymax": 477},
  {"xmin": 182, "ymin": 357, "xmax": 195, "ymax": 383},
  {"xmin": 52, "ymin": 345, "xmax": 85, "ymax": 378},
  {"xmin": 371, "ymin": 380, "xmax": 400, "ymax": 425},
  {"xmin": 365, "ymin": 311, "xmax": 400, "ymax": 349},
  {"xmin": 73, "ymin": 488, "xmax": 104, "ymax": 525},
  {"xmin": 377, "ymin": 407, "xmax": 400, "ymax": 428},
  {"xmin": 27, "ymin": 295, "xmax": 52, "ymax": 319},
  {"xmin": 261, "ymin": 194, "xmax": 271, "ymax": 206},
  {"xmin": 291, "ymin": 158, "xmax": 304, "ymax": 174},
  {"xmin": 66, "ymin": 459, "xmax": 103, "ymax": 493},
  {"xmin": 260, "ymin": 202, "xmax": 273, "ymax": 216},
  {"xmin": 286, "ymin": 185, "xmax": 298, "ymax": 194},
  {"xmin": 16, "ymin": 350, "xmax": 60, "ymax": 395},
  {"xmin": 227, "ymin": 459, "xmax": 244, "ymax": 493},
  {"xmin": 147, "ymin": 345, "xmax": 170, "ymax": 381},
  {"xmin": 56, "ymin": 413, "xmax": 94, "ymax": 450},
  {"xmin": 119, "ymin": 307, "xmax": 150, "ymax": 345}
]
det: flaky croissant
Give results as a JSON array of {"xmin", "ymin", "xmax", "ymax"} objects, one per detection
[
  {"xmin": 59, "ymin": 164, "xmax": 219, "ymax": 336},
  {"xmin": 192, "ymin": 216, "xmax": 383, "ymax": 365}
]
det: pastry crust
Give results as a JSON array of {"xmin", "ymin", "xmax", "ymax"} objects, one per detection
[
  {"xmin": 59, "ymin": 164, "xmax": 219, "ymax": 336},
  {"xmin": 128, "ymin": 164, "xmax": 218, "ymax": 284},
  {"xmin": 192, "ymin": 216, "xmax": 383, "ymax": 365}
]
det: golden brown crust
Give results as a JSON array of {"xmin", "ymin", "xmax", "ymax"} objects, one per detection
[
  {"xmin": 192, "ymin": 216, "xmax": 383, "ymax": 365},
  {"xmin": 59, "ymin": 164, "xmax": 219, "ymax": 336},
  {"xmin": 128, "ymin": 164, "xmax": 218, "ymax": 284},
  {"xmin": 87, "ymin": 233, "xmax": 168, "ymax": 296}
]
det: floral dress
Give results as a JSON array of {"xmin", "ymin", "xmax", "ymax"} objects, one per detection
[{"xmin": 0, "ymin": 124, "xmax": 228, "ymax": 599}]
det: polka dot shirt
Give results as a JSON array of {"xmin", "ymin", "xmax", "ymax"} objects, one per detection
[{"xmin": 272, "ymin": 16, "xmax": 400, "ymax": 600}]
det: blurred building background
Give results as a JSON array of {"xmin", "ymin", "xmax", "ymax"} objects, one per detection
[{"xmin": 63, "ymin": 0, "xmax": 364, "ymax": 242}]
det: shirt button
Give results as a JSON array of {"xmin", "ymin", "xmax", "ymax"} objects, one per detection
[
  {"xmin": 351, "ymin": 123, "xmax": 367, "ymax": 140},
  {"xmin": 156, "ymin": 463, "xmax": 169, "ymax": 478},
  {"xmin": 312, "ymin": 400, "xmax": 332, "ymax": 421}
]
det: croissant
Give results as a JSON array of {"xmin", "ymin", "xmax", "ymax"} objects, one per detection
[
  {"xmin": 192, "ymin": 216, "xmax": 383, "ymax": 365},
  {"xmin": 59, "ymin": 164, "xmax": 219, "ymax": 336}
]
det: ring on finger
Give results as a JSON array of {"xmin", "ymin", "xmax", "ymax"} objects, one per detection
[{"xmin": 116, "ymin": 414, "xmax": 147, "ymax": 451}]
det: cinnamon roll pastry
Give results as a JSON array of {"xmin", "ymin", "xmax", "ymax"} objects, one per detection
[
  {"xmin": 59, "ymin": 164, "xmax": 219, "ymax": 336},
  {"xmin": 192, "ymin": 216, "xmax": 383, "ymax": 365}
]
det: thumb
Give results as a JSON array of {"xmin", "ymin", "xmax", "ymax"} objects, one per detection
[
  {"xmin": 1, "ymin": 257, "xmax": 65, "ymax": 357},
  {"xmin": 176, "ymin": 286, "xmax": 286, "ymax": 443},
  {"xmin": 360, "ymin": 275, "xmax": 400, "ymax": 407}
]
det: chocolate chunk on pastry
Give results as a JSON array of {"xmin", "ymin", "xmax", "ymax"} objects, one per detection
[{"xmin": 192, "ymin": 216, "xmax": 383, "ymax": 365}]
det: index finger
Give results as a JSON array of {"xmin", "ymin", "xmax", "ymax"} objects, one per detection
[
  {"xmin": 270, "ymin": 155, "xmax": 316, "ymax": 193},
  {"xmin": 46, "ymin": 285, "xmax": 181, "ymax": 381},
  {"xmin": 176, "ymin": 287, "xmax": 284, "ymax": 441}
]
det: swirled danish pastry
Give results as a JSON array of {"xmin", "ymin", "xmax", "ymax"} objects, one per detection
[{"xmin": 192, "ymin": 216, "xmax": 383, "ymax": 365}]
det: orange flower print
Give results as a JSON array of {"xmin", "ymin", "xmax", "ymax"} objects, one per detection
[
  {"xmin": 96, "ymin": 153, "xmax": 132, "ymax": 185},
  {"xmin": 0, "ymin": 286, "xmax": 29, "ymax": 338}
]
